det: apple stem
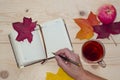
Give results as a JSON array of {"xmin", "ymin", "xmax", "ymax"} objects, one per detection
[{"xmin": 110, "ymin": 35, "xmax": 117, "ymax": 46}]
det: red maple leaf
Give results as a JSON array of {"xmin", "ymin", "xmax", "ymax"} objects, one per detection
[
  {"xmin": 12, "ymin": 17, "xmax": 37, "ymax": 43},
  {"xmin": 93, "ymin": 22, "xmax": 120, "ymax": 39}
]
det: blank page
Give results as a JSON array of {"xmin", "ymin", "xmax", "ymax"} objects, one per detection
[
  {"xmin": 41, "ymin": 18, "xmax": 73, "ymax": 58},
  {"xmin": 9, "ymin": 27, "xmax": 46, "ymax": 68}
]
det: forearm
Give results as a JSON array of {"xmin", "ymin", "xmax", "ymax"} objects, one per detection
[{"xmin": 75, "ymin": 70, "xmax": 107, "ymax": 80}]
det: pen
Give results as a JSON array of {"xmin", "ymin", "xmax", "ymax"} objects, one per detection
[{"xmin": 52, "ymin": 52, "xmax": 80, "ymax": 67}]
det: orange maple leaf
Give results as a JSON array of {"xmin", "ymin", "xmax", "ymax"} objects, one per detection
[
  {"xmin": 74, "ymin": 12, "xmax": 100, "ymax": 40},
  {"xmin": 75, "ymin": 19, "xmax": 94, "ymax": 40},
  {"xmin": 87, "ymin": 12, "xmax": 100, "ymax": 26}
]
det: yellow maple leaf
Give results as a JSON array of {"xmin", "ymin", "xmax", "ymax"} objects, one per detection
[
  {"xmin": 46, "ymin": 68, "xmax": 73, "ymax": 80},
  {"xmin": 56, "ymin": 68, "xmax": 73, "ymax": 80}
]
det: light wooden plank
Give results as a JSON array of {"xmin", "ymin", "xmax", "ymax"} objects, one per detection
[
  {"xmin": 0, "ymin": 43, "xmax": 59, "ymax": 80},
  {"xmin": 73, "ymin": 43, "xmax": 120, "ymax": 65},
  {"xmin": 0, "ymin": 0, "xmax": 120, "ymax": 80},
  {"xmin": 0, "ymin": 0, "xmax": 120, "ymax": 43},
  {"xmin": 1, "ymin": 43, "xmax": 120, "ymax": 80}
]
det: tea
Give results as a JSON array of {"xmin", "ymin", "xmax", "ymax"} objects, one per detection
[{"xmin": 82, "ymin": 40, "xmax": 104, "ymax": 62}]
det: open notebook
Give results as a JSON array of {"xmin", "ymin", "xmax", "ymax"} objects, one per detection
[{"xmin": 9, "ymin": 18, "xmax": 73, "ymax": 68}]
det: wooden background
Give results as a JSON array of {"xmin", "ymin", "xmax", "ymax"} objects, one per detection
[{"xmin": 0, "ymin": 0, "xmax": 120, "ymax": 80}]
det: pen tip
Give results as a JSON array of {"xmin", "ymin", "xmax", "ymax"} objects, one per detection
[{"xmin": 52, "ymin": 52, "xmax": 56, "ymax": 55}]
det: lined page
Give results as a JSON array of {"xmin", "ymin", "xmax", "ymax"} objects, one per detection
[{"xmin": 41, "ymin": 18, "xmax": 73, "ymax": 58}]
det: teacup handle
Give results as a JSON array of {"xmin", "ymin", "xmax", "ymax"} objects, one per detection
[{"xmin": 97, "ymin": 60, "xmax": 106, "ymax": 68}]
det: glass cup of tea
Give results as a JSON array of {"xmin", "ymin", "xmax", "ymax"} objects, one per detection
[{"xmin": 82, "ymin": 40, "xmax": 106, "ymax": 68}]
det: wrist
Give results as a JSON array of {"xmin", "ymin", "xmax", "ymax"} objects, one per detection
[{"xmin": 75, "ymin": 69, "xmax": 87, "ymax": 80}]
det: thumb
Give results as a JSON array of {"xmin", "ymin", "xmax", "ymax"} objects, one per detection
[{"xmin": 55, "ymin": 56, "xmax": 68, "ymax": 69}]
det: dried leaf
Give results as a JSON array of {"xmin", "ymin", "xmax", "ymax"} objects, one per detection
[
  {"xmin": 56, "ymin": 68, "xmax": 73, "ymax": 80},
  {"xmin": 93, "ymin": 22, "xmax": 120, "ymax": 39},
  {"xmin": 46, "ymin": 68, "xmax": 73, "ymax": 80},
  {"xmin": 75, "ymin": 19, "xmax": 94, "ymax": 40},
  {"xmin": 74, "ymin": 12, "xmax": 100, "ymax": 40},
  {"xmin": 87, "ymin": 11, "xmax": 100, "ymax": 26},
  {"xmin": 12, "ymin": 17, "xmax": 37, "ymax": 43},
  {"xmin": 46, "ymin": 72, "xmax": 59, "ymax": 80}
]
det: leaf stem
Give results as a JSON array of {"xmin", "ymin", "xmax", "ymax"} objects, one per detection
[{"xmin": 110, "ymin": 35, "xmax": 117, "ymax": 46}]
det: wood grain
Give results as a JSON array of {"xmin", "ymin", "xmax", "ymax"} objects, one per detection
[{"xmin": 0, "ymin": 0, "xmax": 120, "ymax": 80}]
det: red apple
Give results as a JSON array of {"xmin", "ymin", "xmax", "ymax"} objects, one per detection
[{"xmin": 97, "ymin": 4, "xmax": 117, "ymax": 24}]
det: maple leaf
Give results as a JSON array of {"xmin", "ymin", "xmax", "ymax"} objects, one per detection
[
  {"xmin": 74, "ymin": 12, "xmax": 100, "ymax": 40},
  {"xmin": 46, "ymin": 68, "xmax": 73, "ymax": 80},
  {"xmin": 93, "ymin": 22, "xmax": 120, "ymax": 39},
  {"xmin": 12, "ymin": 17, "xmax": 37, "ymax": 43},
  {"xmin": 75, "ymin": 19, "xmax": 94, "ymax": 40},
  {"xmin": 87, "ymin": 11, "xmax": 100, "ymax": 26}
]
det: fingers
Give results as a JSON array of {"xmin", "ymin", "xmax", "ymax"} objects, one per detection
[
  {"xmin": 54, "ymin": 48, "xmax": 85, "ymax": 80},
  {"xmin": 56, "ymin": 48, "xmax": 80, "ymax": 61},
  {"xmin": 55, "ymin": 48, "xmax": 71, "ymax": 67},
  {"xmin": 55, "ymin": 48, "xmax": 72, "ymax": 58},
  {"xmin": 55, "ymin": 55, "xmax": 68, "ymax": 70},
  {"xmin": 55, "ymin": 48, "xmax": 82, "ymax": 67}
]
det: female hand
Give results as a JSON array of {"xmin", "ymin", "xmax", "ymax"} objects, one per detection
[
  {"xmin": 55, "ymin": 48, "xmax": 107, "ymax": 80},
  {"xmin": 55, "ymin": 48, "xmax": 85, "ymax": 80}
]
